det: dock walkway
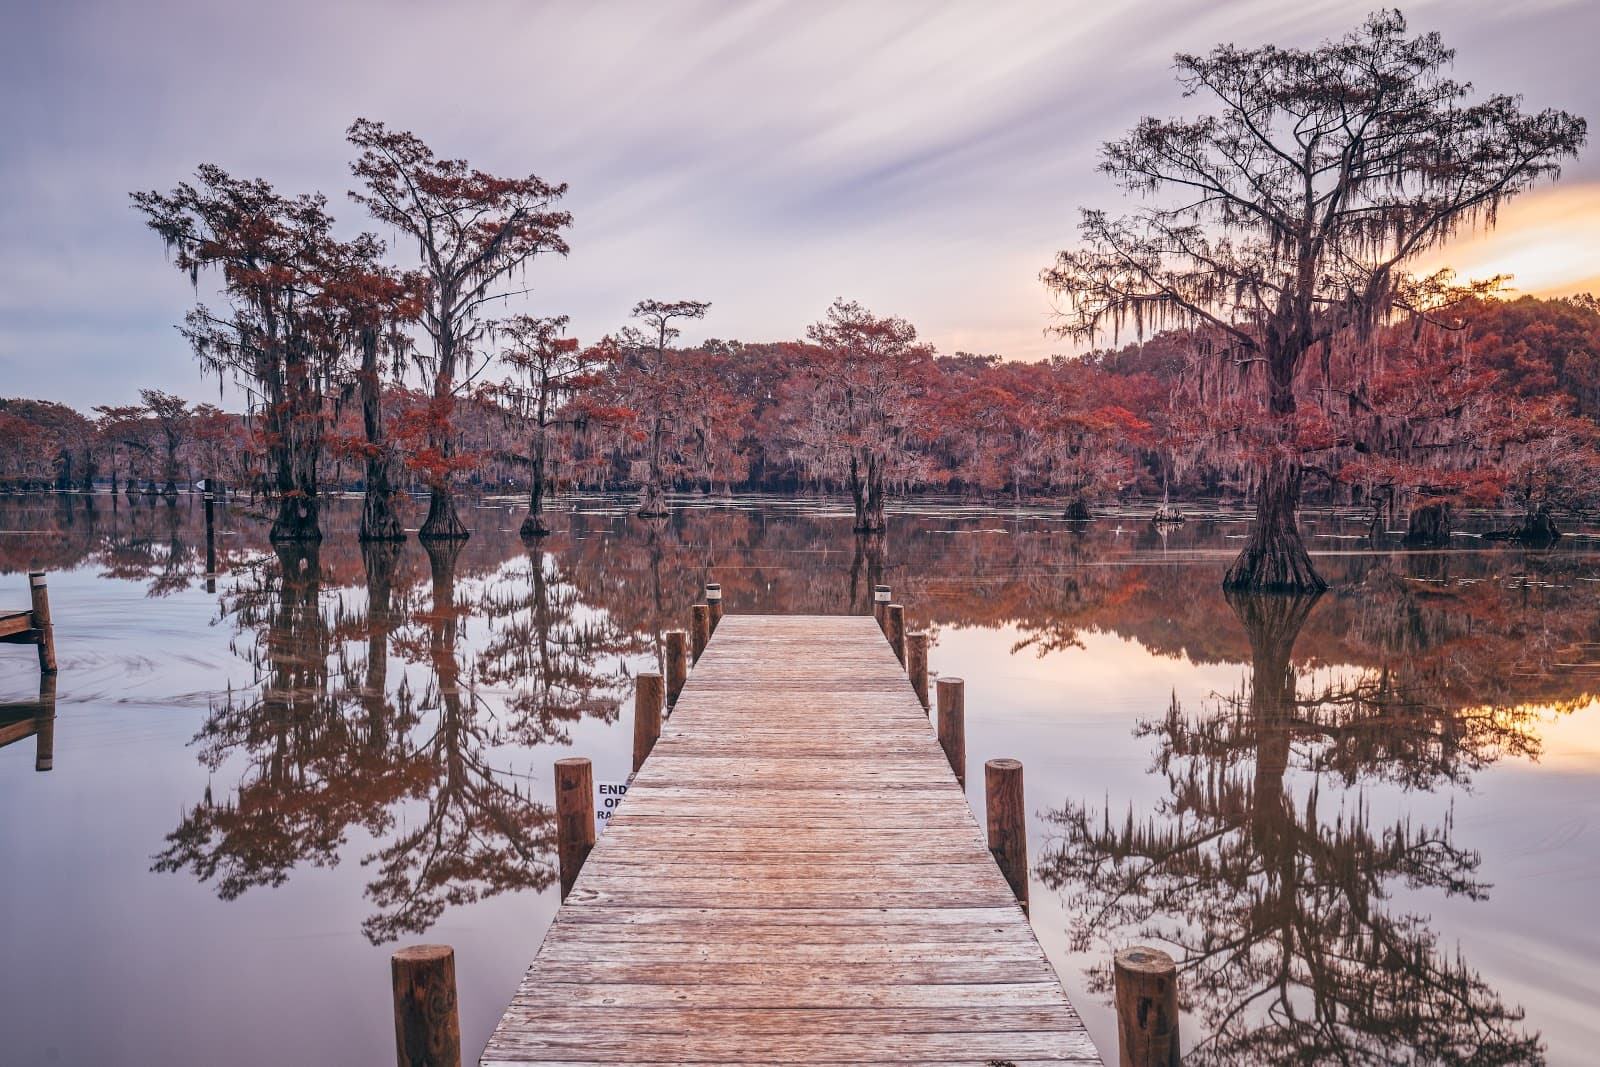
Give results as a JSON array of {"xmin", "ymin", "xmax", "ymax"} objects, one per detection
[{"xmin": 483, "ymin": 613, "xmax": 1099, "ymax": 1067}]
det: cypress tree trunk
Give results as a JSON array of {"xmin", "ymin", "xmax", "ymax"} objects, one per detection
[
  {"xmin": 1063, "ymin": 496, "xmax": 1092, "ymax": 521},
  {"xmin": 360, "ymin": 470, "xmax": 405, "ymax": 542},
  {"xmin": 268, "ymin": 360, "xmax": 323, "ymax": 543},
  {"xmin": 272, "ymin": 494, "xmax": 322, "ymax": 543},
  {"xmin": 358, "ymin": 335, "xmax": 405, "ymax": 543},
  {"xmin": 521, "ymin": 427, "xmax": 550, "ymax": 539},
  {"xmin": 850, "ymin": 454, "xmax": 887, "ymax": 533},
  {"xmin": 637, "ymin": 416, "xmax": 670, "ymax": 519},
  {"xmin": 1519, "ymin": 505, "xmax": 1560, "ymax": 546},
  {"xmin": 1403, "ymin": 501, "xmax": 1452, "ymax": 547},
  {"xmin": 1222, "ymin": 452, "xmax": 1325, "ymax": 593},
  {"xmin": 1223, "ymin": 340, "xmax": 1324, "ymax": 592}
]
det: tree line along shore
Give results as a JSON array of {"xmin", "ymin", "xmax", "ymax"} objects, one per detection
[{"xmin": 2, "ymin": 12, "xmax": 1589, "ymax": 595}]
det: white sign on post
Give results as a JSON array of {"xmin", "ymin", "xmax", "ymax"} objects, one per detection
[{"xmin": 595, "ymin": 780, "xmax": 629, "ymax": 831}]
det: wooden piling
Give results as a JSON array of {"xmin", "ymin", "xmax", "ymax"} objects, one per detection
[
  {"xmin": 203, "ymin": 489, "xmax": 217, "ymax": 577},
  {"xmin": 555, "ymin": 757, "xmax": 596, "ymax": 901},
  {"xmin": 985, "ymin": 758, "xmax": 1027, "ymax": 910},
  {"xmin": 936, "ymin": 677, "xmax": 966, "ymax": 787},
  {"xmin": 1114, "ymin": 946, "xmax": 1180, "ymax": 1067},
  {"xmin": 29, "ymin": 571, "xmax": 56, "ymax": 674},
  {"xmin": 690, "ymin": 604, "xmax": 711, "ymax": 664},
  {"xmin": 705, "ymin": 583, "xmax": 723, "ymax": 632},
  {"xmin": 906, "ymin": 631, "xmax": 929, "ymax": 707},
  {"xmin": 391, "ymin": 944, "xmax": 461, "ymax": 1067},
  {"xmin": 665, "ymin": 630, "xmax": 688, "ymax": 706},
  {"xmin": 632, "ymin": 673, "xmax": 665, "ymax": 773},
  {"xmin": 873, "ymin": 585, "xmax": 891, "ymax": 630},
  {"xmin": 886, "ymin": 603, "xmax": 906, "ymax": 665}
]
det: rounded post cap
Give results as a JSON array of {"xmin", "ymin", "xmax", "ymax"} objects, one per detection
[
  {"xmin": 1115, "ymin": 945, "xmax": 1177, "ymax": 975},
  {"xmin": 554, "ymin": 756, "xmax": 593, "ymax": 770},
  {"xmin": 637, "ymin": 671, "xmax": 664, "ymax": 681},
  {"xmin": 392, "ymin": 943, "xmax": 455, "ymax": 963},
  {"xmin": 986, "ymin": 757, "xmax": 1023, "ymax": 772},
  {"xmin": 937, "ymin": 675, "xmax": 965, "ymax": 686}
]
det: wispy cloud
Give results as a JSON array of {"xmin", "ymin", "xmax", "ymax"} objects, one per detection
[{"xmin": 1, "ymin": 0, "xmax": 1595, "ymax": 405}]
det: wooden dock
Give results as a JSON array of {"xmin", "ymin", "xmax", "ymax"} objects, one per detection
[
  {"xmin": 0, "ymin": 570, "xmax": 58, "ymax": 675},
  {"xmin": 481, "ymin": 613, "xmax": 1100, "ymax": 1067}
]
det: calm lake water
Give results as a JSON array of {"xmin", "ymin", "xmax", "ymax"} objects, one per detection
[{"xmin": 1, "ymin": 492, "xmax": 1598, "ymax": 1066}]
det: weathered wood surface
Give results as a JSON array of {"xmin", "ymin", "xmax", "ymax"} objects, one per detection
[
  {"xmin": 0, "ymin": 609, "xmax": 35, "ymax": 641},
  {"xmin": 484, "ymin": 614, "xmax": 1098, "ymax": 1066}
]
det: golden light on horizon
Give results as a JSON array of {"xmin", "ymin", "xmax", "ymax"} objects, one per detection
[{"xmin": 1418, "ymin": 182, "xmax": 1600, "ymax": 298}]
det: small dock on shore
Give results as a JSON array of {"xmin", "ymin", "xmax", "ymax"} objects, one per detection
[
  {"xmin": 481, "ymin": 611, "xmax": 1101, "ymax": 1066},
  {"xmin": 0, "ymin": 571, "xmax": 57, "ymax": 675}
]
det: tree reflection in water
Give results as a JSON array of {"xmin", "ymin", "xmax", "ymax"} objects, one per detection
[
  {"xmin": 1, "ymin": 494, "xmax": 1593, "ymax": 1035},
  {"xmin": 152, "ymin": 527, "xmax": 635, "ymax": 944},
  {"xmin": 1038, "ymin": 586, "xmax": 1548, "ymax": 1066}
]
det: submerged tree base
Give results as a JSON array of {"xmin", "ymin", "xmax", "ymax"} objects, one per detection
[
  {"xmin": 637, "ymin": 482, "xmax": 670, "ymax": 520},
  {"xmin": 1063, "ymin": 498, "xmax": 1092, "ymax": 522},
  {"xmin": 359, "ymin": 495, "xmax": 406, "ymax": 543},
  {"xmin": 1223, "ymin": 528, "xmax": 1327, "ymax": 594},
  {"xmin": 418, "ymin": 491, "xmax": 470, "ymax": 542},
  {"xmin": 269, "ymin": 497, "xmax": 322, "ymax": 544},
  {"xmin": 519, "ymin": 514, "xmax": 551, "ymax": 539},
  {"xmin": 1403, "ymin": 501, "xmax": 1452, "ymax": 547}
]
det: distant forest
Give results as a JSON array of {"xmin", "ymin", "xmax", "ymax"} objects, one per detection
[{"xmin": 4, "ymin": 291, "xmax": 1598, "ymax": 538}]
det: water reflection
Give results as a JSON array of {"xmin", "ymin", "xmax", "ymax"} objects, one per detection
[
  {"xmin": 142, "ymin": 527, "xmax": 644, "ymax": 942},
  {"xmin": 1036, "ymin": 578, "xmax": 1574, "ymax": 1064},
  {"xmin": 1, "ymin": 494, "xmax": 1597, "ymax": 1061},
  {"xmin": 0, "ymin": 673, "xmax": 55, "ymax": 771}
]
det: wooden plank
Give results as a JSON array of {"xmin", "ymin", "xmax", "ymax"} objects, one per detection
[
  {"xmin": 482, "ymin": 614, "xmax": 1097, "ymax": 1066},
  {"xmin": 0, "ymin": 610, "xmax": 32, "ymax": 641}
]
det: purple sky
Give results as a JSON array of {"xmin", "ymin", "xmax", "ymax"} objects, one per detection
[{"xmin": 2, "ymin": 0, "xmax": 1596, "ymax": 408}]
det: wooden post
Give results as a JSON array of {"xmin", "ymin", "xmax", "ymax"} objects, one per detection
[
  {"xmin": 34, "ymin": 672, "xmax": 56, "ymax": 773},
  {"xmin": 391, "ymin": 944, "xmax": 461, "ymax": 1067},
  {"xmin": 886, "ymin": 603, "xmax": 906, "ymax": 666},
  {"xmin": 555, "ymin": 757, "xmax": 595, "ymax": 901},
  {"xmin": 936, "ymin": 677, "xmax": 965, "ymax": 787},
  {"xmin": 1114, "ymin": 946, "xmax": 1180, "ymax": 1067},
  {"xmin": 705, "ymin": 583, "xmax": 723, "ymax": 633},
  {"xmin": 873, "ymin": 585, "xmax": 891, "ymax": 630},
  {"xmin": 906, "ymin": 631, "xmax": 929, "ymax": 708},
  {"xmin": 665, "ymin": 630, "xmax": 688, "ymax": 706},
  {"xmin": 28, "ymin": 571, "xmax": 56, "ymax": 674},
  {"xmin": 690, "ymin": 604, "xmax": 711, "ymax": 664},
  {"xmin": 203, "ymin": 489, "xmax": 217, "ymax": 577},
  {"xmin": 632, "ymin": 672, "xmax": 665, "ymax": 773},
  {"xmin": 985, "ymin": 758, "xmax": 1027, "ymax": 910}
]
